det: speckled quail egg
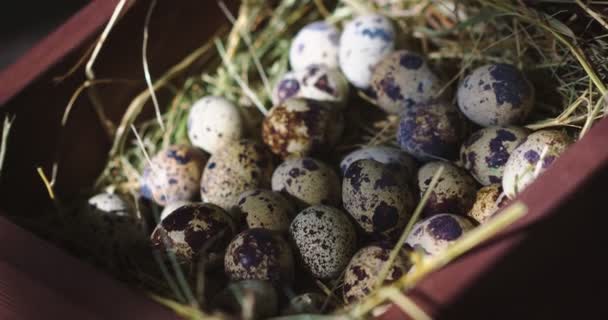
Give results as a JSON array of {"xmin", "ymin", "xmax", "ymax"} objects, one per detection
[
  {"xmin": 85, "ymin": 192, "xmax": 145, "ymax": 254},
  {"xmin": 289, "ymin": 21, "xmax": 340, "ymax": 71},
  {"xmin": 460, "ymin": 126, "xmax": 529, "ymax": 186},
  {"xmin": 339, "ymin": 14, "xmax": 395, "ymax": 89},
  {"xmin": 272, "ymin": 65, "xmax": 350, "ymax": 108},
  {"xmin": 468, "ymin": 184, "xmax": 509, "ymax": 224},
  {"xmin": 417, "ymin": 161, "xmax": 478, "ymax": 217},
  {"xmin": 187, "ymin": 96, "xmax": 244, "ymax": 154},
  {"xmin": 235, "ymin": 189, "xmax": 295, "ymax": 233},
  {"xmin": 343, "ymin": 159, "xmax": 415, "ymax": 235},
  {"xmin": 339, "ymin": 145, "xmax": 417, "ymax": 179},
  {"xmin": 502, "ymin": 130, "xmax": 572, "ymax": 198},
  {"xmin": 289, "ymin": 205, "xmax": 357, "ymax": 279},
  {"xmin": 370, "ymin": 50, "xmax": 442, "ymax": 114},
  {"xmin": 224, "ymin": 228, "xmax": 294, "ymax": 284},
  {"xmin": 396, "ymin": 99, "xmax": 468, "ymax": 162},
  {"xmin": 262, "ymin": 98, "xmax": 344, "ymax": 159},
  {"xmin": 160, "ymin": 200, "xmax": 191, "ymax": 221},
  {"xmin": 283, "ymin": 293, "xmax": 334, "ymax": 315},
  {"xmin": 271, "ymin": 157, "xmax": 341, "ymax": 209},
  {"xmin": 457, "ymin": 63, "xmax": 535, "ymax": 127},
  {"xmin": 200, "ymin": 140, "xmax": 274, "ymax": 211},
  {"xmin": 150, "ymin": 203, "xmax": 236, "ymax": 265},
  {"xmin": 343, "ymin": 243, "xmax": 412, "ymax": 303},
  {"xmin": 406, "ymin": 213, "xmax": 475, "ymax": 256},
  {"xmin": 141, "ymin": 145, "xmax": 208, "ymax": 206},
  {"xmin": 212, "ymin": 280, "xmax": 278, "ymax": 320}
]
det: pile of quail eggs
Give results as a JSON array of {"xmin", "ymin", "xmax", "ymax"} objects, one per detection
[{"xmin": 84, "ymin": 13, "xmax": 573, "ymax": 318}]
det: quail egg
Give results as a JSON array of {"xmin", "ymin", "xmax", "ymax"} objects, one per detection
[
  {"xmin": 187, "ymin": 96, "xmax": 244, "ymax": 154},
  {"xmin": 271, "ymin": 157, "xmax": 341, "ymax": 208},
  {"xmin": 339, "ymin": 14, "xmax": 395, "ymax": 89},
  {"xmin": 200, "ymin": 140, "xmax": 274, "ymax": 211},
  {"xmin": 224, "ymin": 228, "xmax": 294, "ymax": 284},
  {"xmin": 343, "ymin": 243, "xmax": 412, "ymax": 303},
  {"xmin": 160, "ymin": 200, "xmax": 192, "ymax": 221},
  {"xmin": 396, "ymin": 99, "xmax": 468, "ymax": 162},
  {"xmin": 468, "ymin": 184, "xmax": 509, "ymax": 224},
  {"xmin": 212, "ymin": 280, "xmax": 278, "ymax": 320},
  {"xmin": 502, "ymin": 130, "xmax": 572, "ymax": 198},
  {"xmin": 272, "ymin": 65, "xmax": 350, "ymax": 107},
  {"xmin": 460, "ymin": 126, "xmax": 529, "ymax": 186},
  {"xmin": 417, "ymin": 161, "xmax": 478, "ymax": 217},
  {"xmin": 283, "ymin": 293, "xmax": 333, "ymax": 315},
  {"xmin": 262, "ymin": 98, "xmax": 344, "ymax": 159},
  {"xmin": 370, "ymin": 50, "xmax": 442, "ymax": 114},
  {"xmin": 457, "ymin": 63, "xmax": 535, "ymax": 126},
  {"xmin": 150, "ymin": 203, "xmax": 236, "ymax": 265},
  {"xmin": 289, "ymin": 205, "xmax": 357, "ymax": 279},
  {"xmin": 235, "ymin": 189, "xmax": 295, "ymax": 233},
  {"xmin": 339, "ymin": 145, "xmax": 417, "ymax": 179},
  {"xmin": 406, "ymin": 213, "xmax": 475, "ymax": 256},
  {"xmin": 343, "ymin": 159, "xmax": 415, "ymax": 235},
  {"xmin": 289, "ymin": 21, "xmax": 340, "ymax": 71},
  {"xmin": 141, "ymin": 145, "xmax": 208, "ymax": 206},
  {"xmin": 85, "ymin": 192, "xmax": 145, "ymax": 255}
]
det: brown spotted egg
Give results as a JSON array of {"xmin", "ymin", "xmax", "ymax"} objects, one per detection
[
  {"xmin": 271, "ymin": 157, "xmax": 341, "ymax": 209},
  {"xmin": 150, "ymin": 203, "xmax": 236, "ymax": 265},
  {"xmin": 396, "ymin": 99, "xmax": 468, "ymax": 162},
  {"xmin": 289, "ymin": 205, "xmax": 357, "ymax": 279},
  {"xmin": 262, "ymin": 98, "xmax": 344, "ymax": 159},
  {"xmin": 272, "ymin": 65, "xmax": 350, "ymax": 108},
  {"xmin": 468, "ymin": 184, "xmax": 509, "ymax": 224},
  {"xmin": 457, "ymin": 63, "xmax": 534, "ymax": 127},
  {"xmin": 224, "ymin": 228, "xmax": 294, "ymax": 284},
  {"xmin": 417, "ymin": 161, "xmax": 478, "ymax": 217},
  {"xmin": 371, "ymin": 50, "xmax": 442, "ymax": 114},
  {"xmin": 141, "ymin": 145, "xmax": 208, "ymax": 206},
  {"xmin": 343, "ymin": 159, "xmax": 415, "ymax": 236},
  {"xmin": 502, "ymin": 130, "xmax": 572, "ymax": 198},
  {"xmin": 460, "ymin": 126, "xmax": 529, "ymax": 186},
  {"xmin": 200, "ymin": 140, "xmax": 274, "ymax": 211},
  {"xmin": 405, "ymin": 213, "xmax": 475, "ymax": 256},
  {"xmin": 160, "ymin": 200, "xmax": 192, "ymax": 221},
  {"xmin": 235, "ymin": 189, "xmax": 295, "ymax": 233},
  {"xmin": 339, "ymin": 145, "xmax": 417, "ymax": 179},
  {"xmin": 187, "ymin": 96, "xmax": 244, "ymax": 154},
  {"xmin": 343, "ymin": 243, "xmax": 412, "ymax": 303}
]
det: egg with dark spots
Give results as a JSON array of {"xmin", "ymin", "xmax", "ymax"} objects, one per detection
[
  {"xmin": 468, "ymin": 184, "xmax": 509, "ymax": 224},
  {"xmin": 272, "ymin": 157, "xmax": 341, "ymax": 209},
  {"xmin": 235, "ymin": 189, "xmax": 295, "ymax": 233},
  {"xmin": 339, "ymin": 14, "xmax": 395, "ymax": 89},
  {"xmin": 289, "ymin": 21, "xmax": 340, "ymax": 71},
  {"xmin": 272, "ymin": 65, "xmax": 350, "ymax": 108},
  {"xmin": 150, "ymin": 203, "xmax": 236, "ymax": 266},
  {"xmin": 370, "ymin": 50, "xmax": 442, "ymax": 114},
  {"xmin": 339, "ymin": 146, "xmax": 417, "ymax": 180},
  {"xmin": 460, "ymin": 126, "xmax": 529, "ymax": 186},
  {"xmin": 418, "ymin": 161, "xmax": 478, "ymax": 217},
  {"xmin": 200, "ymin": 140, "xmax": 274, "ymax": 211},
  {"xmin": 396, "ymin": 99, "xmax": 468, "ymax": 162},
  {"xmin": 289, "ymin": 205, "xmax": 357, "ymax": 279},
  {"xmin": 457, "ymin": 63, "xmax": 535, "ymax": 126},
  {"xmin": 283, "ymin": 292, "xmax": 333, "ymax": 315},
  {"xmin": 343, "ymin": 243, "xmax": 412, "ymax": 303},
  {"xmin": 262, "ymin": 98, "xmax": 344, "ymax": 159},
  {"xmin": 502, "ymin": 130, "xmax": 572, "ymax": 198},
  {"xmin": 212, "ymin": 280, "xmax": 278, "ymax": 320},
  {"xmin": 160, "ymin": 200, "xmax": 192, "ymax": 221},
  {"xmin": 85, "ymin": 193, "xmax": 146, "ymax": 257},
  {"xmin": 343, "ymin": 159, "xmax": 415, "ymax": 235},
  {"xmin": 187, "ymin": 96, "xmax": 244, "ymax": 154},
  {"xmin": 224, "ymin": 228, "xmax": 294, "ymax": 284},
  {"xmin": 405, "ymin": 214, "xmax": 475, "ymax": 256},
  {"xmin": 141, "ymin": 145, "xmax": 208, "ymax": 206}
]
